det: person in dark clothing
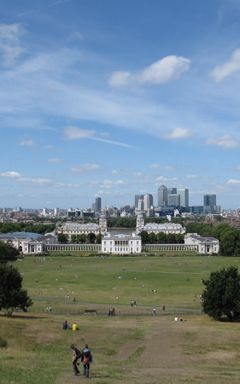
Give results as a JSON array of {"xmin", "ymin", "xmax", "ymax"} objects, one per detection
[
  {"xmin": 82, "ymin": 344, "xmax": 93, "ymax": 378},
  {"xmin": 63, "ymin": 320, "xmax": 69, "ymax": 330},
  {"xmin": 70, "ymin": 344, "xmax": 82, "ymax": 375}
]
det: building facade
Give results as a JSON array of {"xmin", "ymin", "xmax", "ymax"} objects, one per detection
[
  {"xmin": 184, "ymin": 233, "xmax": 219, "ymax": 254},
  {"xmin": 136, "ymin": 214, "xmax": 186, "ymax": 234},
  {"xmin": 57, "ymin": 215, "xmax": 107, "ymax": 241},
  {"xmin": 101, "ymin": 233, "xmax": 142, "ymax": 254}
]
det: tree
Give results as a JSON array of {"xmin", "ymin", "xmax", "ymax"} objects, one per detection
[
  {"xmin": 0, "ymin": 264, "xmax": 32, "ymax": 315},
  {"xmin": 0, "ymin": 241, "xmax": 19, "ymax": 263},
  {"xmin": 57, "ymin": 233, "xmax": 68, "ymax": 243},
  {"xmin": 87, "ymin": 233, "xmax": 96, "ymax": 244},
  {"xmin": 96, "ymin": 234, "xmax": 102, "ymax": 244},
  {"xmin": 202, "ymin": 266, "xmax": 240, "ymax": 321},
  {"xmin": 139, "ymin": 231, "xmax": 149, "ymax": 244},
  {"xmin": 76, "ymin": 234, "xmax": 87, "ymax": 243}
]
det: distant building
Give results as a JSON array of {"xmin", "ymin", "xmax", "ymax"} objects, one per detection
[
  {"xmin": 184, "ymin": 233, "xmax": 219, "ymax": 254},
  {"xmin": 94, "ymin": 197, "xmax": 102, "ymax": 213},
  {"xmin": 57, "ymin": 214, "xmax": 107, "ymax": 241},
  {"xmin": 136, "ymin": 214, "xmax": 186, "ymax": 234},
  {"xmin": 203, "ymin": 194, "xmax": 220, "ymax": 214},
  {"xmin": 135, "ymin": 194, "xmax": 144, "ymax": 208},
  {"xmin": 158, "ymin": 185, "xmax": 168, "ymax": 207},
  {"xmin": 0, "ymin": 232, "xmax": 57, "ymax": 254},
  {"xmin": 178, "ymin": 188, "xmax": 189, "ymax": 208},
  {"xmin": 168, "ymin": 193, "xmax": 180, "ymax": 207},
  {"xmin": 101, "ymin": 233, "xmax": 141, "ymax": 254},
  {"xmin": 143, "ymin": 193, "xmax": 153, "ymax": 211}
]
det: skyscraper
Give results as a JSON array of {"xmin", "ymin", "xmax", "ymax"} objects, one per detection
[
  {"xmin": 203, "ymin": 194, "xmax": 216, "ymax": 213},
  {"xmin": 94, "ymin": 197, "xmax": 102, "ymax": 213},
  {"xmin": 135, "ymin": 194, "xmax": 144, "ymax": 208},
  {"xmin": 143, "ymin": 194, "xmax": 153, "ymax": 211},
  {"xmin": 177, "ymin": 188, "xmax": 189, "ymax": 208},
  {"xmin": 158, "ymin": 185, "xmax": 168, "ymax": 207}
]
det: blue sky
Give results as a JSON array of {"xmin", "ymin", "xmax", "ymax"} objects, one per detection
[{"xmin": 1, "ymin": 0, "xmax": 240, "ymax": 209}]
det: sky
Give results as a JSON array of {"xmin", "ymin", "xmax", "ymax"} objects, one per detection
[{"xmin": 1, "ymin": 0, "xmax": 240, "ymax": 209}]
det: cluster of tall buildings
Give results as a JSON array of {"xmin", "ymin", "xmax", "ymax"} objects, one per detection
[{"xmin": 134, "ymin": 185, "xmax": 220, "ymax": 216}]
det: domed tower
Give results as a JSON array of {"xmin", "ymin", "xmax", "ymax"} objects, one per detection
[
  {"xmin": 136, "ymin": 213, "xmax": 144, "ymax": 234},
  {"xmin": 99, "ymin": 214, "xmax": 107, "ymax": 234}
]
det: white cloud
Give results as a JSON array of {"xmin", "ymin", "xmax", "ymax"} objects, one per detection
[
  {"xmin": 48, "ymin": 158, "xmax": 62, "ymax": 163},
  {"xmin": 211, "ymin": 49, "xmax": 240, "ymax": 82},
  {"xmin": 71, "ymin": 163, "xmax": 101, "ymax": 173},
  {"xmin": 109, "ymin": 55, "xmax": 190, "ymax": 88},
  {"xmin": 0, "ymin": 23, "xmax": 25, "ymax": 65},
  {"xmin": 109, "ymin": 71, "xmax": 131, "ymax": 87},
  {"xmin": 150, "ymin": 163, "xmax": 161, "ymax": 169},
  {"xmin": 187, "ymin": 174, "xmax": 198, "ymax": 179},
  {"xmin": 0, "ymin": 171, "xmax": 22, "ymax": 178},
  {"xmin": 19, "ymin": 177, "xmax": 53, "ymax": 185},
  {"xmin": 206, "ymin": 135, "xmax": 239, "ymax": 149},
  {"xmin": 98, "ymin": 179, "xmax": 126, "ymax": 189},
  {"xmin": 167, "ymin": 127, "xmax": 192, "ymax": 139},
  {"xmin": 64, "ymin": 126, "xmax": 134, "ymax": 148},
  {"xmin": 227, "ymin": 178, "xmax": 240, "ymax": 185},
  {"xmin": 64, "ymin": 126, "xmax": 95, "ymax": 139},
  {"xmin": 139, "ymin": 56, "xmax": 190, "ymax": 85},
  {"xmin": 19, "ymin": 139, "xmax": 34, "ymax": 146},
  {"xmin": 155, "ymin": 175, "xmax": 178, "ymax": 182}
]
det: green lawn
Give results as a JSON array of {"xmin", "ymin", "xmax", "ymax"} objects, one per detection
[{"xmin": 1, "ymin": 254, "xmax": 240, "ymax": 384}]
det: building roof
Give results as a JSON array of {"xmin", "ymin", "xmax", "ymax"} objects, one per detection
[
  {"xmin": 0, "ymin": 231, "xmax": 43, "ymax": 241},
  {"xmin": 186, "ymin": 233, "xmax": 219, "ymax": 244},
  {"xmin": 62, "ymin": 222, "xmax": 100, "ymax": 230},
  {"xmin": 103, "ymin": 233, "xmax": 141, "ymax": 241}
]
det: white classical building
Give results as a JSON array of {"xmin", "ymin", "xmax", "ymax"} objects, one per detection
[
  {"xmin": 136, "ymin": 214, "xmax": 186, "ymax": 235},
  {"xmin": 101, "ymin": 233, "xmax": 142, "ymax": 254},
  {"xmin": 184, "ymin": 233, "xmax": 219, "ymax": 254},
  {"xmin": 57, "ymin": 215, "xmax": 107, "ymax": 241},
  {"xmin": 0, "ymin": 232, "xmax": 57, "ymax": 254}
]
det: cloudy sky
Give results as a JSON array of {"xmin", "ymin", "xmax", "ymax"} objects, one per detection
[{"xmin": 1, "ymin": 0, "xmax": 240, "ymax": 209}]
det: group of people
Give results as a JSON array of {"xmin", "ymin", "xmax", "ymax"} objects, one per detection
[
  {"xmin": 62, "ymin": 320, "xmax": 79, "ymax": 331},
  {"xmin": 70, "ymin": 344, "xmax": 93, "ymax": 377}
]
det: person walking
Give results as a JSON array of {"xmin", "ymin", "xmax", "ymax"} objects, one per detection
[
  {"xmin": 70, "ymin": 344, "xmax": 82, "ymax": 376},
  {"xmin": 82, "ymin": 344, "xmax": 93, "ymax": 378}
]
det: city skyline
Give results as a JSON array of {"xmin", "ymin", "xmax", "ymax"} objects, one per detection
[{"xmin": 1, "ymin": 1, "xmax": 240, "ymax": 209}]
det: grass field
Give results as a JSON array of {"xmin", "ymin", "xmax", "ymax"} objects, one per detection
[{"xmin": 1, "ymin": 254, "xmax": 240, "ymax": 383}]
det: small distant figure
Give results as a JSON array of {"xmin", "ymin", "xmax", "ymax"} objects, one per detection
[
  {"xmin": 70, "ymin": 344, "xmax": 82, "ymax": 376},
  {"xmin": 152, "ymin": 307, "xmax": 157, "ymax": 316},
  {"xmin": 162, "ymin": 305, "xmax": 166, "ymax": 311},
  {"xmin": 62, "ymin": 320, "xmax": 69, "ymax": 330},
  {"xmin": 174, "ymin": 316, "xmax": 179, "ymax": 322},
  {"xmin": 134, "ymin": 300, "xmax": 137, "ymax": 306},
  {"xmin": 130, "ymin": 300, "xmax": 134, "ymax": 307},
  {"xmin": 108, "ymin": 307, "xmax": 116, "ymax": 316},
  {"xmin": 71, "ymin": 322, "xmax": 78, "ymax": 331},
  {"xmin": 73, "ymin": 297, "xmax": 76, "ymax": 303},
  {"xmin": 82, "ymin": 344, "xmax": 93, "ymax": 378}
]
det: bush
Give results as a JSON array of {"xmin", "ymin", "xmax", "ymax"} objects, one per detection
[{"xmin": 0, "ymin": 337, "xmax": 7, "ymax": 348}]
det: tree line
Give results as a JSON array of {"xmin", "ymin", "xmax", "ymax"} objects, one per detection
[
  {"xmin": 185, "ymin": 222, "xmax": 240, "ymax": 256},
  {"xmin": 0, "ymin": 222, "xmax": 55, "ymax": 234},
  {"xmin": 57, "ymin": 233, "xmax": 102, "ymax": 244}
]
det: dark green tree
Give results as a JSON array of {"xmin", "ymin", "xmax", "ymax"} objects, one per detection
[
  {"xmin": 57, "ymin": 233, "xmax": 68, "ymax": 243},
  {"xmin": 0, "ymin": 241, "xmax": 19, "ymax": 263},
  {"xmin": 0, "ymin": 264, "xmax": 32, "ymax": 315},
  {"xmin": 87, "ymin": 233, "xmax": 96, "ymax": 243},
  {"xmin": 139, "ymin": 231, "xmax": 149, "ymax": 244},
  {"xmin": 220, "ymin": 229, "xmax": 240, "ymax": 256},
  {"xmin": 96, "ymin": 234, "xmax": 102, "ymax": 244},
  {"xmin": 76, "ymin": 234, "xmax": 87, "ymax": 243},
  {"xmin": 202, "ymin": 266, "xmax": 240, "ymax": 321}
]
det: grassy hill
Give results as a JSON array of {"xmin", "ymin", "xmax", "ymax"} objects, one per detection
[{"xmin": 1, "ymin": 255, "xmax": 240, "ymax": 383}]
